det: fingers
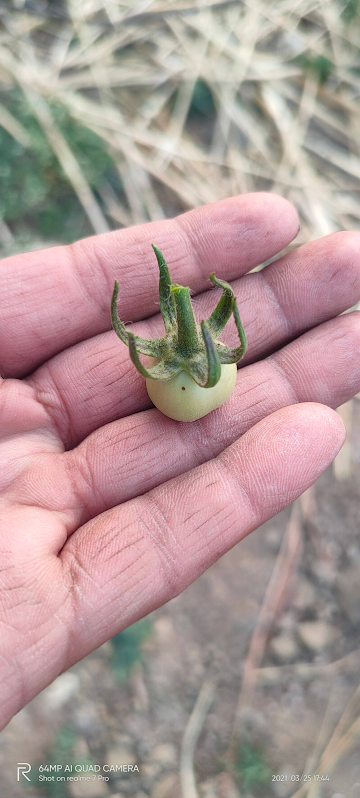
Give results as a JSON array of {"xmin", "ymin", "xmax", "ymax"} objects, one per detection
[
  {"xmin": 61, "ymin": 403, "xmax": 345, "ymax": 662},
  {"xmin": 28, "ymin": 231, "xmax": 360, "ymax": 448},
  {"xmin": 56, "ymin": 310, "xmax": 360, "ymax": 529},
  {"xmin": 0, "ymin": 193, "xmax": 299, "ymax": 378}
]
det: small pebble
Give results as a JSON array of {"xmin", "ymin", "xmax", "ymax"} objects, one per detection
[
  {"xmin": 151, "ymin": 743, "xmax": 177, "ymax": 768},
  {"xmin": 151, "ymin": 773, "xmax": 178, "ymax": 798},
  {"xmin": 105, "ymin": 743, "xmax": 137, "ymax": 768},
  {"xmin": 41, "ymin": 672, "xmax": 80, "ymax": 710},
  {"xmin": 298, "ymin": 621, "xmax": 337, "ymax": 652},
  {"xmin": 337, "ymin": 567, "xmax": 360, "ymax": 623},
  {"xmin": 292, "ymin": 578, "xmax": 316, "ymax": 611},
  {"xmin": 270, "ymin": 634, "xmax": 299, "ymax": 663}
]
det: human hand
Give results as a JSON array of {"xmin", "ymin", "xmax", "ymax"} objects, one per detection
[{"xmin": 1, "ymin": 193, "xmax": 359, "ymax": 730}]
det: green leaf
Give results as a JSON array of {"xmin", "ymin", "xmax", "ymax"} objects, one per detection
[{"xmin": 110, "ymin": 619, "xmax": 151, "ymax": 680}]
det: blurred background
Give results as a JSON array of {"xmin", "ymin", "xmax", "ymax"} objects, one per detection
[{"xmin": 1, "ymin": 1, "xmax": 360, "ymax": 797}]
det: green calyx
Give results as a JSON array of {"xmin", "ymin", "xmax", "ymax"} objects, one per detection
[{"xmin": 111, "ymin": 244, "xmax": 247, "ymax": 389}]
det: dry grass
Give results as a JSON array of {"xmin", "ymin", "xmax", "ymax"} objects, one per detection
[
  {"xmin": 0, "ymin": 0, "xmax": 360, "ymax": 247},
  {"xmin": 288, "ymin": 679, "xmax": 360, "ymax": 798},
  {"xmin": 227, "ymin": 497, "xmax": 304, "ymax": 760}
]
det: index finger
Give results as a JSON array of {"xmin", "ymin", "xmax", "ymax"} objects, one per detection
[{"xmin": 0, "ymin": 193, "xmax": 299, "ymax": 378}]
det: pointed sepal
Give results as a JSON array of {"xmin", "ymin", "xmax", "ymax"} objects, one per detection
[
  {"xmin": 200, "ymin": 320, "xmax": 222, "ymax": 387},
  {"xmin": 205, "ymin": 273, "xmax": 235, "ymax": 337},
  {"xmin": 206, "ymin": 273, "xmax": 247, "ymax": 363},
  {"xmin": 152, "ymin": 244, "xmax": 177, "ymax": 333},
  {"xmin": 111, "ymin": 280, "xmax": 128, "ymax": 346},
  {"xmin": 111, "ymin": 280, "xmax": 164, "ymax": 356},
  {"xmin": 127, "ymin": 332, "xmax": 182, "ymax": 380}
]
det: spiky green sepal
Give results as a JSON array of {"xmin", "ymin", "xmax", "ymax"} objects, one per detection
[{"xmin": 111, "ymin": 246, "xmax": 247, "ymax": 388}]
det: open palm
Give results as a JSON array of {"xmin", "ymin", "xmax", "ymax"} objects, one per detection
[{"xmin": 1, "ymin": 193, "xmax": 359, "ymax": 730}]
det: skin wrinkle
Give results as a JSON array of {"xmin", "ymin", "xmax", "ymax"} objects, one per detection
[
  {"xmin": 123, "ymin": 433, "xmax": 163, "ymax": 457},
  {"xmin": 184, "ymin": 510, "xmax": 223, "ymax": 540},
  {"xmin": 173, "ymin": 215, "xmax": 211, "ymax": 288},
  {"xmin": 0, "ymin": 618, "xmax": 18, "ymax": 632},
  {"xmin": 85, "ymin": 356, "xmax": 120, "ymax": 375},
  {"xmin": 102, "ymin": 427, "xmax": 147, "ymax": 454},
  {"xmin": 30, "ymin": 369, "xmax": 70, "ymax": 448},
  {"xmin": 16, "ymin": 629, "xmax": 55, "ymax": 669},
  {"xmin": 0, "ymin": 430, "xmax": 57, "ymax": 451},
  {"xmin": 138, "ymin": 495, "xmax": 185, "ymax": 589},
  {"xmin": 181, "ymin": 483, "xmax": 222, "ymax": 527},
  {"xmin": 212, "ymin": 452, "xmax": 257, "ymax": 528},
  {"xmin": 172, "ymin": 467, "xmax": 206, "ymax": 500},
  {"xmin": 142, "ymin": 493, "xmax": 180, "ymax": 554},
  {"xmin": 173, "ymin": 417, "xmax": 214, "ymax": 472},
  {"xmin": 107, "ymin": 418, "xmax": 147, "ymax": 439},
  {"xmin": 243, "ymin": 396, "xmax": 270, "ymax": 416},
  {"xmin": 42, "ymin": 621, "xmax": 69, "ymax": 684},
  {"xmin": 260, "ymin": 269, "xmax": 292, "ymax": 337},
  {"xmin": 159, "ymin": 415, "xmax": 198, "ymax": 469},
  {"xmin": 184, "ymin": 506, "xmax": 237, "ymax": 564},
  {"xmin": 102, "ymin": 538, "xmax": 146, "ymax": 564},
  {"xmin": 101, "ymin": 549, "xmax": 148, "ymax": 584},
  {"xmin": 140, "ymin": 516, "xmax": 182, "ymax": 596},
  {"xmin": 182, "ymin": 482, "xmax": 217, "ymax": 526},
  {"xmin": 183, "ymin": 508, "xmax": 205, "ymax": 524},
  {"xmin": 235, "ymin": 376, "xmax": 271, "ymax": 399},
  {"xmin": 328, "ymin": 262, "xmax": 346, "ymax": 287},
  {"xmin": 5, "ymin": 600, "xmax": 35, "ymax": 612},
  {"xmin": 68, "ymin": 241, "xmax": 111, "ymax": 326},
  {"xmin": 267, "ymin": 355, "xmax": 300, "ymax": 405},
  {"xmin": 0, "ymin": 563, "xmax": 16, "ymax": 574},
  {"xmin": 88, "ymin": 521, "xmax": 135, "ymax": 551},
  {"xmin": 11, "ymin": 654, "xmax": 25, "ymax": 715},
  {"xmin": 64, "ymin": 551, "xmax": 100, "ymax": 602},
  {"xmin": 117, "ymin": 425, "xmax": 171, "ymax": 467},
  {"xmin": 1, "ymin": 586, "xmax": 27, "ymax": 597},
  {"xmin": 0, "ymin": 381, "xmax": 57, "ymax": 442},
  {"xmin": 12, "ymin": 599, "xmax": 43, "ymax": 610},
  {"xmin": 12, "ymin": 618, "xmax": 65, "ymax": 702},
  {"xmin": 0, "ymin": 573, "xmax": 25, "ymax": 591},
  {"xmin": 0, "ymin": 651, "xmax": 17, "ymax": 673},
  {"xmin": 83, "ymin": 394, "xmax": 98, "ymax": 404},
  {"xmin": 95, "ymin": 386, "xmax": 138, "ymax": 415},
  {"xmin": 52, "ymin": 608, "xmax": 70, "ymax": 633},
  {"xmin": 102, "ymin": 558, "xmax": 146, "ymax": 604},
  {"xmin": 77, "ymin": 514, "xmax": 131, "ymax": 563},
  {"xmin": 64, "ymin": 445, "xmax": 104, "ymax": 527},
  {"xmin": 325, "ymin": 242, "xmax": 360, "ymax": 294},
  {"xmin": 96, "ymin": 529, "xmax": 145, "ymax": 560},
  {"xmin": 275, "ymin": 351, "xmax": 331, "ymax": 403},
  {"xmin": 104, "ymin": 376, "xmax": 123, "ymax": 388},
  {"xmin": 61, "ymin": 569, "xmax": 95, "ymax": 667},
  {"xmin": 188, "ymin": 508, "xmax": 237, "ymax": 556},
  {"xmin": 84, "ymin": 343, "xmax": 110, "ymax": 362}
]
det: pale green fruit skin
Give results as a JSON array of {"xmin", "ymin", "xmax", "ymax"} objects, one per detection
[{"xmin": 146, "ymin": 356, "xmax": 237, "ymax": 422}]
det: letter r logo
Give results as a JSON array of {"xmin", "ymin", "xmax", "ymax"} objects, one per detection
[{"xmin": 17, "ymin": 763, "xmax": 31, "ymax": 781}]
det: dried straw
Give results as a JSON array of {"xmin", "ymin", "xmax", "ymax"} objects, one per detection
[{"xmin": 0, "ymin": 0, "xmax": 359, "ymax": 243}]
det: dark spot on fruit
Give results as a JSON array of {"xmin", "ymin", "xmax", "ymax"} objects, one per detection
[{"xmin": 182, "ymin": 387, "xmax": 185, "ymax": 390}]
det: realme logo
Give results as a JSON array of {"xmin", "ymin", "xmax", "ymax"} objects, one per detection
[{"xmin": 17, "ymin": 763, "xmax": 31, "ymax": 781}]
